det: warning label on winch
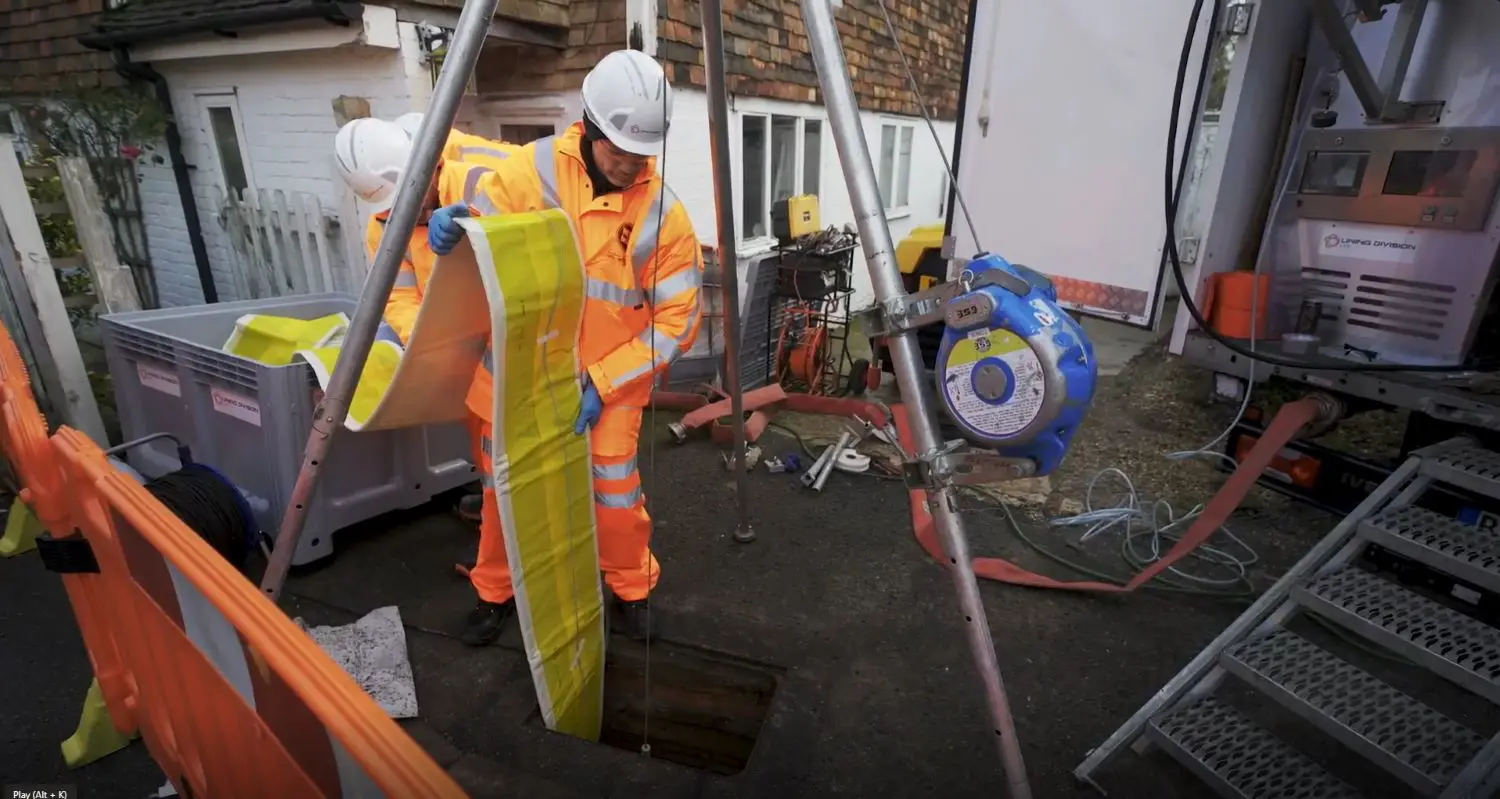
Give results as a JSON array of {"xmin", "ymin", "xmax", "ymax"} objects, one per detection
[{"xmin": 942, "ymin": 329, "xmax": 1045, "ymax": 439}]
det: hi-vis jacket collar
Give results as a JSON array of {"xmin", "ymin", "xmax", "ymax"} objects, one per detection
[{"xmin": 553, "ymin": 122, "xmax": 658, "ymax": 192}]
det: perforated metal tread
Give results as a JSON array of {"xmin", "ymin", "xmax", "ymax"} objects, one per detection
[
  {"xmin": 1295, "ymin": 567, "xmax": 1500, "ymax": 704},
  {"xmin": 1361, "ymin": 505, "xmax": 1500, "ymax": 595},
  {"xmin": 1146, "ymin": 696, "xmax": 1364, "ymax": 799},
  {"xmin": 1223, "ymin": 630, "xmax": 1484, "ymax": 794},
  {"xmin": 1418, "ymin": 438, "xmax": 1500, "ymax": 502}
]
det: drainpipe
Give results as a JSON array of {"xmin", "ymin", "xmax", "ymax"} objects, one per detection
[{"xmin": 109, "ymin": 47, "xmax": 220, "ymax": 304}]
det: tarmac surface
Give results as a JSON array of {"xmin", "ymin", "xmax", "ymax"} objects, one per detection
[{"xmin": 3, "ymin": 323, "xmax": 1363, "ymax": 798}]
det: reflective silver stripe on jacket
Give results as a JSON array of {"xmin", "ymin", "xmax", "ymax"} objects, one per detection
[
  {"xmin": 631, "ymin": 183, "xmax": 679, "ymax": 287},
  {"xmin": 595, "ymin": 486, "xmax": 643, "ymax": 508},
  {"xmin": 461, "ymin": 166, "xmax": 494, "ymax": 206},
  {"xmin": 533, "ymin": 136, "xmax": 562, "ymax": 209},
  {"xmin": 588, "ymin": 279, "xmax": 644, "ymax": 307},
  {"xmin": 394, "ymin": 271, "xmax": 419, "ymax": 288},
  {"xmin": 460, "ymin": 145, "xmax": 511, "ymax": 162},
  {"xmin": 646, "ymin": 268, "xmax": 698, "ymax": 308}
]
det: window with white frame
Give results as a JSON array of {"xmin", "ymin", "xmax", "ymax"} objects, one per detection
[
  {"xmin": 740, "ymin": 113, "xmax": 822, "ymax": 242},
  {"xmin": 197, "ymin": 95, "xmax": 252, "ymax": 200},
  {"xmin": 876, "ymin": 121, "xmax": 915, "ymax": 215}
]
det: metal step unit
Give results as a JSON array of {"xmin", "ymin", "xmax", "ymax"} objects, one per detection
[{"xmin": 1074, "ymin": 438, "xmax": 1500, "ymax": 798}]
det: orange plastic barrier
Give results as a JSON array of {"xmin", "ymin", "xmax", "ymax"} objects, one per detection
[
  {"xmin": 0, "ymin": 322, "xmax": 466, "ymax": 797},
  {"xmin": 0, "ymin": 324, "xmax": 137, "ymax": 739}
]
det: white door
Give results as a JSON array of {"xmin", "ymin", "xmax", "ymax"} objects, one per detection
[
  {"xmin": 950, "ymin": 0, "xmax": 1220, "ymax": 327},
  {"xmin": 193, "ymin": 91, "xmax": 258, "ymax": 300}
]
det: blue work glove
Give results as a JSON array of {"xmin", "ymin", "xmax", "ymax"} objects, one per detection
[
  {"xmin": 574, "ymin": 376, "xmax": 603, "ymax": 436},
  {"xmin": 374, "ymin": 320, "xmax": 403, "ymax": 346},
  {"xmin": 427, "ymin": 203, "xmax": 470, "ymax": 256}
]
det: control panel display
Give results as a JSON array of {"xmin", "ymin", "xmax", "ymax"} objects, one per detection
[
  {"xmin": 1290, "ymin": 128, "xmax": 1500, "ymax": 232},
  {"xmin": 1299, "ymin": 151, "xmax": 1369, "ymax": 196}
]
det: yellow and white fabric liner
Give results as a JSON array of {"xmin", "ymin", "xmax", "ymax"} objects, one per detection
[
  {"xmin": 220, "ymin": 250, "xmax": 494, "ymax": 433},
  {"xmin": 219, "ymin": 212, "xmax": 605, "ymax": 739},
  {"xmin": 222, "ymin": 312, "xmax": 349, "ymax": 366},
  {"xmin": 462, "ymin": 212, "xmax": 605, "ymax": 742}
]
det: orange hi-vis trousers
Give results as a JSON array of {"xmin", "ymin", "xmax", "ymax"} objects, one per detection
[{"xmin": 466, "ymin": 404, "xmax": 660, "ymax": 604}]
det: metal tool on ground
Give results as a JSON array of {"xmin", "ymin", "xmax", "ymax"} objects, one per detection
[
  {"xmin": 1075, "ymin": 437, "xmax": 1500, "ymax": 798},
  {"xmin": 259, "ymin": 0, "xmax": 500, "ymax": 600},
  {"xmin": 801, "ymin": 429, "xmax": 853, "ymax": 491}
]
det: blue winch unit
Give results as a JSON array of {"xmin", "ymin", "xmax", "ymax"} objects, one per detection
[{"xmin": 933, "ymin": 252, "xmax": 1097, "ymax": 476}]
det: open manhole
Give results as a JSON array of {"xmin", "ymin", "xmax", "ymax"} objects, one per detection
[{"xmin": 529, "ymin": 635, "xmax": 781, "ymax": 775}]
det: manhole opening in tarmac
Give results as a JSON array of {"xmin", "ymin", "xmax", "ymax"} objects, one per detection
[{"xmin": 530, "ymin": 635, "xmax": 783, "ymax": 776}]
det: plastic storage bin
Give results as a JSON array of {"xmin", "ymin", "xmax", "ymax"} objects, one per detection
[
  {"xmin": 100, "ymin": 294, "xmax": 475, "ymax": 566},
  {"xmin": 664, "ymin": 250, "xmax": 777, "ymax": 391}
]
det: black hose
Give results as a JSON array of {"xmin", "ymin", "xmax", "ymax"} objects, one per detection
[
  {"xmin": 1165, "ymin": 2, "xmax": 1474, "ymax": 373},
  {"xmin": 144, "ymin": 464, "xmax": 257, "ymax": 573}
]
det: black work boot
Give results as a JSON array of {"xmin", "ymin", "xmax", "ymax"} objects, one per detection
[
  {"xmin": 461, "ymin": 599, "xmax": 514, "ymax": 647},
  {"xmin": 616, "ymin": 599, "xmax": 655, "ymax": 643},
  {"xmin": 457, "ymin": 493, "xmax": 483, "ymax": 523}
]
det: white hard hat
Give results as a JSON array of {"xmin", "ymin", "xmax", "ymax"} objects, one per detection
[
  {"xmin": 332, "ymin": 118, "xmax": 414, "ymax": 212},
  {"xmin": 581, "ymin": 50, "xmax": 673, "ymax": 158},
  {"xmin": 393, "ymin": 112, "xmax": 424, "ymax": 139}
]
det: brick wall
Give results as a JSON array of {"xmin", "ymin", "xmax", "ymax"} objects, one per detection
[
  {"xmin": 473, "ymin": 0, "xmax": 624, "ymax": 94},
  {"xmin": 0, "ymin": 0, "xmax": 118, "ymax": 96},
  {"xmin": 656, "ymin": 0, "xmax": 968, "ymax": 119}
]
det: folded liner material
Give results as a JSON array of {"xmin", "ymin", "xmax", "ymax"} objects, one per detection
[{"xmin": 222, "ymin": 212, "xmax": 606, "ymax": 741}]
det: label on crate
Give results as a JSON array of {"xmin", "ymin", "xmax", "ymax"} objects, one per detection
[
  {"xmin": 211, "ymin": 387, "xmax": 262, "ymax": 427},
  {"xmin": 136, "ymin": 363, "xmax": 180, "ymax": 397}
]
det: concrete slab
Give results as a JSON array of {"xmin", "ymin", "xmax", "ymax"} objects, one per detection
[{"xmin": 1078, "ymin": 299, "xmax": 1175, "ymax": 377}]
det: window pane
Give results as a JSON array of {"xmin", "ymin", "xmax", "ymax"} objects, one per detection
[
  {"xmin": 878, "ymin": 125, "xmax": 895, "ymax": 209},
  {"xmin": 802, "ymin": 120, "xmax": 821, "ymax": 196},
  {"xmin": 499, "ymin": 124, "xmax": 555, "ymax": 144},
  {"xmin": 207, "ymin": 106, "xmax": 250, "ymax": 198},
  {"xmin": 770, "ymin": 115, "xmax": 798, "ymax": 202},
  {"xmin": 741, "ymin": 115, "xmax": 767, "ymax": 238},
  {"xmin": 895, "ymin": 126, "xmax": 914, "ymax": 208}
]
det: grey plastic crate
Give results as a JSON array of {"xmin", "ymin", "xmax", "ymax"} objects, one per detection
[
  {"xmin": 664, "ymin": 252, "xmax": 777, "ymax": 391},
  {"xmin": 100, "ymin": 293, "xmax": 474, "ymax": 567}
]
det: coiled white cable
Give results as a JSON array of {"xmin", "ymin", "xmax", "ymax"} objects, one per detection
[{"xmin": 1047, "ymin": 467, "xmax": 1259, "ymax": 588}]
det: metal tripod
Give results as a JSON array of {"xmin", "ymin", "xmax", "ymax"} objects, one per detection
[
  {"xmin": 258, "ymin": 0, "xmax": 500, "ymax": 599},
  {"xmin": 796, "ymin": 1, "xmax": 1032, "ymax": 796}
]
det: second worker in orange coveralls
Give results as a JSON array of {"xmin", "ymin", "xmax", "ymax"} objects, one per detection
[{"xmin": 427, "ymin": 49, "xmax": 704, "ymax": 646}]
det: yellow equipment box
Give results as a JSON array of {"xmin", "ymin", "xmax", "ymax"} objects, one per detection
[{"xmin": 773, "ymin": 195, "xmax": 821, "ymax": 241}]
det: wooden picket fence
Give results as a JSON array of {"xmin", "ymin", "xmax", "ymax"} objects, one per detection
[
  {"xmin": 218, "ymin": 187, "xmax": 341, "ymax": 299},
  {"xmin": 0, "ymin": 133, "xmax": 130, "ymax": 444}
]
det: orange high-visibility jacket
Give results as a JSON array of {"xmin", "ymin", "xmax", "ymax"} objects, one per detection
[
  {"xmin": 437, "ymin": 122, "xmax": 703, "ymax": 419},
  {"xmin": 375, "ymin": 131, "xmax": 522, "ymax": 343}
]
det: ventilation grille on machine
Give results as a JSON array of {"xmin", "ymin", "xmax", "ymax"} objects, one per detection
[{"xmin": 1301, "ymin": 266, "xmax": 1457, "ymax": 344}]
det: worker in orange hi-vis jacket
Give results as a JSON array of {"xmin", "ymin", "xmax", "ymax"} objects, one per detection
[
  {"xmin": 332, "ymin": 116, "xmax": 521, "ymax": 630},
  {"xmin": 332, "ymin": 115, "xmax": 521, "ymax": 345},
  {"xmin": 426, "ymin": 49, "xmax": 704, "ymax": 647}
]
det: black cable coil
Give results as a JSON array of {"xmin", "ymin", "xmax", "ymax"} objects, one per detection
[{"xmin": 144, "ymin": 463, "xmax": 255, "ymax": 573}]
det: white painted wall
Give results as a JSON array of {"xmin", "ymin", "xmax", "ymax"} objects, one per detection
[{"xmin": 138, "ymin": 31, "xmax": 429, "ymax": 306}]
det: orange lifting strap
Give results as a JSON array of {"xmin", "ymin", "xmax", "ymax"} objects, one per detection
[{"xmin": 0, "ymin": 323, "xmax": 466, "ymax": 798}]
